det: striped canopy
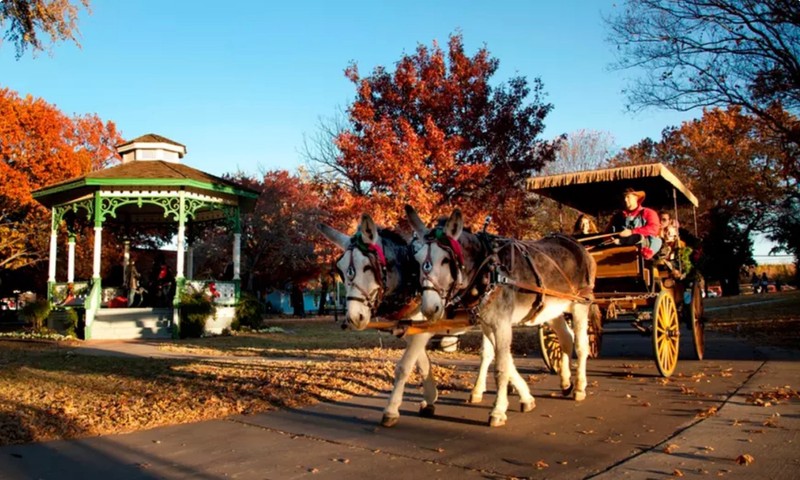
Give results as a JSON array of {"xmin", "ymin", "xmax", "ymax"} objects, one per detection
[{"xmin": 526, "ymin": 163, "xmax": 698, "ymax": 215}]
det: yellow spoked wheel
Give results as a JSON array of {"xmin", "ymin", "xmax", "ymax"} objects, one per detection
[
  {"xmin": 689, "ymin": 280, "xmax": 705, "ymax": 360},
  {"xmin": 538, "ymin": 323, "xmax": 563, "ymax": 375},
  {"xmin": 653, "ymin": 291, "xmax": 680, "ymax": 377},
  {"xmin": 588, "ymin": 304, "xmax": 603, "ymax": 359}
]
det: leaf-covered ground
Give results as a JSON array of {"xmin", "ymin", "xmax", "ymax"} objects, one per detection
[
  {"xmin": 0, "ymin": 322, "xmax": 476, "ymax": 447},
  {"xmin": 0, "ymin": 291, "xmax": 796, "ymax": 447}
]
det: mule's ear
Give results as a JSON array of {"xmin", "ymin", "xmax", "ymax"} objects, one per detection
[
  {"xmin": 317, "ymin": 223, "xmax": 350, "ymax": 251},
  {"xmin": 405, "ymin": 204, "xmax": 427, "ymax": 239},
  {"xmin": 359, "ymin": 214, "xmax": 378, "ymax": 245},
  {"xmin": 445, "ymin": 209, "xmax": 464, "ymax": 239}
]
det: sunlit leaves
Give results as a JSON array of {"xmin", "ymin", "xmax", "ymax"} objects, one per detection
[{"xmin": 320, "ymin": 33, "xmax": 558, "ymax": 237}]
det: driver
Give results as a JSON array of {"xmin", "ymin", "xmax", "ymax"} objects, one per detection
[{"xmin": 606, "ymin": 188, "xmax": 662, "ymax": 259}]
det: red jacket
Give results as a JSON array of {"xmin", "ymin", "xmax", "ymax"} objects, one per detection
[{"xmin": 622, "ymin": 206, "xmax": 661, "ymax": 237}]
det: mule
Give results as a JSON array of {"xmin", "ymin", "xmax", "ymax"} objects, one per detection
[
  {"xmin": 407, "ymin": 205, "xmax": 597, "ymax": 427},
  {"xmin": 318, "ymin": 214, "xmax": 497, "ymax": 427}
]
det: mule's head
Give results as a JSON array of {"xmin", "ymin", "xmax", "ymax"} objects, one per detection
[
  {"xmin": 406, "ymin": 205, "xmax": 465, "ymax": 322},
  {"xmin": 317, "ymin": 214, "xmax": 386, "ymax": 331}
]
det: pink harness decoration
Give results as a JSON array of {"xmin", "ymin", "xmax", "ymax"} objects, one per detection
[
  {"xmin": 367, "ymin": 243, "xmax": 386, "ymax": 266},
  {"xmin": 447, "ymin": 236, "xmax": 464, "ymax": 266}
]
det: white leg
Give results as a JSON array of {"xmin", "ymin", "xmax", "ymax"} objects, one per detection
[
  {"xmin": 506, "ymin": 355, "xmax": 535, "ymax": 412},
  {"xmin": 571, "ymin": 303, "xmax": 591, "ymax": 401},
  {"xmin": 488, "ymin": 324, "xmax": 513, "ymax": 427},
  {"xmin": 550, "ymin": 316, "xmax": 575, "ymax": 395},
  {"xmin": 469, "ymin": 333, "xmax": 494, "ymax": 403},
  {"xmin": 415, "ymin": 336, "xmax": 438, "ymax": 415},
  {"xmin": 382, "ymin": 332, "xmax": 433, "ymax": 427}
]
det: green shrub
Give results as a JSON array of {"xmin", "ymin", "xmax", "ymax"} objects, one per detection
[
  {"xmin": 62, "ymin": 308, "xmax": 79, "ymax": 337},
  {"xmin": 179, "ymin": 289, "xmax": 216, "ymax": 338},
  {"xmin": 21, "ymin": 299, "xmax": 51, "ymax": 332},
  {"xmin": 234, "ymin": 292, "xmax": 263, "ymax": 330}
]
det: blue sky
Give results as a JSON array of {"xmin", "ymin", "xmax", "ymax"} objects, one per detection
[{"xmin": 1, "ymin": 0, "xmax": 700, "ymax": 178}]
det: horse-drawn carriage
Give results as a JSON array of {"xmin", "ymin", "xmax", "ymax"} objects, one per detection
[{"xmin": 527, "ymin": 163, "xmax": 705, "ymax": 377}]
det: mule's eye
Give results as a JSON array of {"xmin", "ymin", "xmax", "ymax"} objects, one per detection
[
  {"xmin": 441, "ymin": 257, "xmax": 451, "ymax": 265},
  {"xmin": 363, "ymin": 265, "xmax": 373, "ymax": 274}
]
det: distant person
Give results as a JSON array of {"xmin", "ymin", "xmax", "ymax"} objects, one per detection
[
  {"xmin": 760, "ymin": 272, "xmax": 769, "ymax": 294},
  {"xmin": 751, "ymin": 272, "xmax": 760, "ymax": 294},
  {"xmin": 606, "ymin": 188, "xmax": 662, "ymax": 259}
]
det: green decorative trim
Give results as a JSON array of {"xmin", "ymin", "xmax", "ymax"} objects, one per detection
[
  {"xmin": 53, "ymin": 198, "xmax": 94, "ymax": 228},
  {"xmin": 222, "ymin": 205, "xmax": 241, "ymax": 232},
  {"xmin": 94, "ymin": 192, "xmax": 103, "ymax": 227},
  {"xmin": 34, "ymin": 178, "xmax": 258, "ymax": 199},
  {"xmin": 98, "ymin": 196, "xmax": 181, "ymax": 222}
]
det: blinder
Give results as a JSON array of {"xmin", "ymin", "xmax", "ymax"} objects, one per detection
[{"xmin": 335, "ymin": 232, "xmax": 388, "ymax": 316}]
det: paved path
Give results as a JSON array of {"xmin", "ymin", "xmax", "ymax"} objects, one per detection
[{"xmin": 1, "ymin": 331, "xmax": 798, "ymax": 479}]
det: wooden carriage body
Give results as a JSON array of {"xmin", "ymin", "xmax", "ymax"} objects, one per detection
[{"xmin": 527, "ymin": 163, "xmax": 704, "ymax": 377}]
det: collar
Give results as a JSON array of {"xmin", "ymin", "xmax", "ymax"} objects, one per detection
[{"xmin": 623, "ymin": 206, "xmax": 644, "ymax": 217}]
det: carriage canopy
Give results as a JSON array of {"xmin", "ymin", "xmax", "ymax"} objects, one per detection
[{"xmin": 526, "ymin": 163, "xmax": 699, "ymax": 215}]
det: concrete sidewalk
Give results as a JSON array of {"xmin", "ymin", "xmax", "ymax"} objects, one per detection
[{"xmin": 1, "ymin": 339, "xmax": 798, "ymax": 479}]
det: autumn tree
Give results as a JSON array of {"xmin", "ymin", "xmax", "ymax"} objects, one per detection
[
  {"xmin": 612, "ymin": 106, "xmax": 795, "ymax": 293},
  {"xmin": 1, "ymin": 0, "xmax": 90, "ymax": 58},
  {"xmin": 605, "ymin": 0, "xmax": 800, "ymax": 141},
  {"xmin": 0, "ymin": 87, "xmax": 120, "ymax": 281},
  {"xmin": 307, "ymin": 33, "xmax": 560, "ymax": 238},
  {"xmin": 192, "ymin": 170, "xmax": 324, "ymax": 296},
  {"xmin": 528, "ymin": 130, "xmax": 617, "ymax": 234}
]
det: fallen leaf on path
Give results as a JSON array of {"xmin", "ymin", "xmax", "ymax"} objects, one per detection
[
  {"xmin": 664, "ymin": 444, "xmax": 679, "ymax": 454},
  {"xmin": 695, "ymin": 406, "xmax": 718, "ymax": 418},
  {"xmin": 735, "ymin": 454, "xmax": 755, "ymax": 466},
  {"xmin": 673, "ymin": 468, "xmax": 685, "ymax": 477},
  {"xmin": 535, "ymin": 460, "xmax": 549, "ymax": 469}
]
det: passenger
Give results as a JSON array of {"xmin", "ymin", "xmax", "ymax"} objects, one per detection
[
  {"xmin": 572, "ymin": 214, "xmax": 599, "ymax": 236},
  {"xmin": 606, "ymin": 188, "xmax": 662, "ymax": 259}
]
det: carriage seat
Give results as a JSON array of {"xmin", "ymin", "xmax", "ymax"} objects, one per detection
[{"xmin": 590, "ymin": 245, "xmax": 641, "ymax": 279}]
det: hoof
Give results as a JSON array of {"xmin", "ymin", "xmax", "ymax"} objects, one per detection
[
  {"xmin": 574, "ymin": 390, "xmax": 587, "ymax": 402},
  {"xmin": 468, "ymin": 393, "xmax": 483, "ymax": 404},
  {"xmin": 520, "ymin": 399, "xmax": 536, "ymax": 413},
  {"xmin": 562, "ymin": 382, "xmax": 574, "ymax": 397},
  {"xmin": 488, "ymin": 415, "xmax": 507, "ymax": 427},
  {"xmin": 381, "ymin": 414, "xmax": 399, "ymax": 428},
  {"xmin": 419, "ymin": 404, "xmax": 436, "ymax": 418}
]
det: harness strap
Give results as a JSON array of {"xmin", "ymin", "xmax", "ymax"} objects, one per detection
[{"xmin": 497, "ymin": 276, "xmax": 593, "ymax": 304}]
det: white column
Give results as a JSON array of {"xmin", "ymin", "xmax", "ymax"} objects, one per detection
[
  {"xmin": 186, "ymin": 246, "xmax": 194, "ymax": 280},
  {"xmin": 122, "ymin": 240, "xmax": 130, "ymax": 287},
  {"xmin": 176, "ymin": 225, "xmax": 185, "ymax": 279},
  {"xmin": 233, "ymin": 233, "xmax": 241, "ymax": 280},
  {"xmin": 67, "ymin": 237, "xmax": 76, "ymax": 283},
  {"xmin": 48, "ymin": 231, "xmax": 58, "ymax": 282},
  {"xmin": 176, "ymin": 192, "xmax": 186, "ymax": 279},
  {"xmin": 93, "ymin": 226, "xmax": 102, "ymax": 279}
]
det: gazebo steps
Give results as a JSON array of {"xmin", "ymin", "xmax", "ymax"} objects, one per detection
[{"xmin": 90, "ymin": 308, "xmax": 173, "ymax": 340}]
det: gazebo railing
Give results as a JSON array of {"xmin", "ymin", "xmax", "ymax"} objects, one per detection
[
  {"xmin": 183, "ymin": 280, "xmax": 238, "ymax": 306},
  {"xmin": 50, "ymin": 281, "xmax": 91, "ymax": 307}
]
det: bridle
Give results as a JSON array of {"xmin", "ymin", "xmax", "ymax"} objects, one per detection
[
  {"xmin": 335, "ymin": 232, "xmax": 387, "ymax": 316},
  {"xmin": 418, "ymin": 228, "xmax": 466, "ymax": 307}
]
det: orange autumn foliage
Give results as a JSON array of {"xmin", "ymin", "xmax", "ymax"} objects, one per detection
[
  {"xmin": 326, "ymin": 34, "xmax": 560, "ymax": 237},
  {"xmin": 0, "ymin": 87, "xmax": 121, "ymax": 271}
]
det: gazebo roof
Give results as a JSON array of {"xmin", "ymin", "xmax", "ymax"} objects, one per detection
[
  {"xmin": 116, "ymin": 133, "xmax": 186, "ymax": 150},
  {"xmin": 33, "ymin": 160, "xmax": 259, "ymax": 211}
]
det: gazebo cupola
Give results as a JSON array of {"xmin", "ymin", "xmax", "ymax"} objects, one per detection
[
  {"xmin": 117, "ymin": 133, "xmax": 187, "ymax": 164},
  {"xmin": 32, "ymin": 133, "xmax": 258, "ymax": 339}
]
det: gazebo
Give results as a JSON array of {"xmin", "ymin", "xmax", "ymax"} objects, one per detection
[{"xmin": 32, "ymin": 134, "xmax": 258, "ymax": 339}]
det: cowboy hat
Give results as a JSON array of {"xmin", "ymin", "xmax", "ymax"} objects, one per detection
[{"xmin": 623, "ymin": 187, "xmax": 646, "ymax": 203}]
